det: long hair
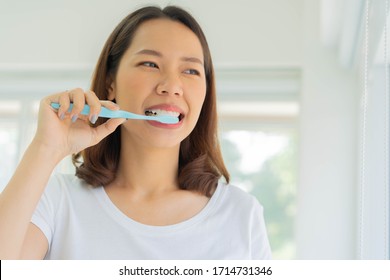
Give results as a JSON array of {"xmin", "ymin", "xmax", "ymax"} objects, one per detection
[{"xmin": 73, "ymin": 6, "xmax": 229, "ymax": 197}]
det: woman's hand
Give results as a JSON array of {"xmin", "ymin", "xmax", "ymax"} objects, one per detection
[
  {"xmin": 0, "ymin": 88, "xmax": 125, "ymax": 259},
  {"xmin": 32, "ymin": 88, "xmax": 125, "ymax": 161}
]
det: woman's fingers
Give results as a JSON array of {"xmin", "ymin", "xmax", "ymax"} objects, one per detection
[
  {"xmin": 100, "ymin": 100, "xmax": 120, "ymax": 111},
  {"xmin": 84, "ymin": 90, "xmax": 101, "ymax": 124},
  {"xmin": 68, "ymin": 88, "xmax": 86, "ymax": 122},
  {"xmin": 46, "ymin": 88, "xmax": 107, "ymax": 124},
  {"xmin": 57, "ymin": 91, "xmax": 70, "ymax": 119}
]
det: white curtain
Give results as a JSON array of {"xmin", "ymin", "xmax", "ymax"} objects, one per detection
[{"xmin": 358, "ymin": 0, "xmax": 390, "ymax": 260}]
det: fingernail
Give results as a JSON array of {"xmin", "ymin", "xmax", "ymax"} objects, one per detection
[
  {"xmin": 59, "ymin": 112, "xmax": 65, "ymax": 120},
  {"xmin": 71, "ymin": 114, "xmax": 78, "ymax": 123},
  {"xmin": 90, "ymin": 114, "xmax": 98, "ymax": 124}
]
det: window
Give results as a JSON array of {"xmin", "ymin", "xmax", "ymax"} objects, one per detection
[
  {"xmin": 0, "ymin": 99, "xmax": 37, "ymax": 187},
  {"xmin": 217, "ymin": 67, "xmax": 300, "ymax": 259},
  {"xmin": 0, "ymin": 117, "xmax": 19, "ymax": 186},
  {"xmin": 0, "ymin": 65, "xmax": 90, "ymax": 191}
]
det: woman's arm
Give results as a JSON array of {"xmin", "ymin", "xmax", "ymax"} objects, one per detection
[{"xmin": 0, "ymin": 140, "xmax": 62, "ymax": 259}]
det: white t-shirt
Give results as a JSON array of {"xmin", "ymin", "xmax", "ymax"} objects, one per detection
[{"xmin": 31, "ymin": 174, "xmax": 272, "ymax": 260}]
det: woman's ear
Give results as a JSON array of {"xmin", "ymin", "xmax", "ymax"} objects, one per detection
[{"xmin": 106, "ymin": 76, "xmax": 116, "ymax": 100}]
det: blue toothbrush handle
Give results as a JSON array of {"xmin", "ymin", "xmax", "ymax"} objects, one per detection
[
  {"xmin": 50, "ymin": 102, "xmax": 178, "ymax": 124},
  {"xmin": 50, "ymin": 102, "xmax": 116, "ymax": 117}
]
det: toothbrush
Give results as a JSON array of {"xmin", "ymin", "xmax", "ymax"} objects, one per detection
[{"xmin": 50, "ymin": 102, "xmax": 179, "ymax": 124}]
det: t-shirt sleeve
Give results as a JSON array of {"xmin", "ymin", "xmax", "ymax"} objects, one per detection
[
  {"xmin": 250, "ymin": 199, "xmax": 272, "ymax": 259},
  {"xmin": 30, "ymin": 175, "xmax": 63, "ymax": 250}
]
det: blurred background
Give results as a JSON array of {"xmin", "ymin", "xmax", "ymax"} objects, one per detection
[{"xmin": 0, "ymin": 0, "xmax": 388, "ymax": 259}]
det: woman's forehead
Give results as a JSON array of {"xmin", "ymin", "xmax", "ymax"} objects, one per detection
[{"xmin": 127, "ymin": 18, "xmax": 204, "ymax": 60}]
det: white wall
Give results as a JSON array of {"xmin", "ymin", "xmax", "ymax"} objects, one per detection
[
  {"xmin": 0, "ymin": 0, "xmax": 303, "ymax": 67},
  {"xmin": 296, "ymin": 0, "xmax": 358, "ymax": 259}
]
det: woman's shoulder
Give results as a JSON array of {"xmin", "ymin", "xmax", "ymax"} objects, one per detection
[
  {"xmin": 43, "ymin": 173, "xmax": 93, "ymax": 200},
  {"xmin": 47, "ymin": 173, "xmax": 86, "ymax": 189},
  {"xmin": 217, "ymin": 182, "xmax": 264, "ymax": 212}
]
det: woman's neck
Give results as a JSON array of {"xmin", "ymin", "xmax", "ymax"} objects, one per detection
[{"xmin": 111, "ymin": 132, "xmax": 181, "ymax": 195}]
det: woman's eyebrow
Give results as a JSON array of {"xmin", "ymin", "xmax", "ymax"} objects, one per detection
[
  {"xmin": 136, "ymin": 49, "xmax": 203, "ymax": 65},
  {"xmin": 181, "ymin": 56, "xmax": 203, "ymax": 65},
  {"xmin": 136, "ymin": 49, "xmax": 162, "ymax": 57}
]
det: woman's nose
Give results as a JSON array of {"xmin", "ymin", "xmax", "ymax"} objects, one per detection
[{"xmin": 156, "ymin": 73, "xmax": 183, "ymax": 97}]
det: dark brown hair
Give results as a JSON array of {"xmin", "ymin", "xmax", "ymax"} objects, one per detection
[{"xmin": 73, "ymin": 6, "xmax": 229, "ymax": 197}]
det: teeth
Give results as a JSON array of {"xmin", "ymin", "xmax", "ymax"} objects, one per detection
[{"xmin": 145, "ymin": 109, "xmax": 180, "ymax": 117}]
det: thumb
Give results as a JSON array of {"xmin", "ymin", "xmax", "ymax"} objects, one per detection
[{"xmin": 91, "ymin": 118, "xmax": 126, "ymax": 145}]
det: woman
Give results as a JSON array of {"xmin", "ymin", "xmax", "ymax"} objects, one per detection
[{"xmin": 0, "ymin": 6, "xmax": 271, "ymax": 259}]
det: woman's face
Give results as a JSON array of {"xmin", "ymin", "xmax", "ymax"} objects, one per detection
[{"xmin": 108, "ymin": 18, "xmax": 206, "ymax": 149}]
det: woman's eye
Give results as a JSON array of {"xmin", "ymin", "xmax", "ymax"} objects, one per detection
[
  {"xmin": 184, "ymin": 69, "xmax": 200, "ymax": 75},
  {"xmin": 141, "ymin": 62, "xmax": 158, "ymax": 68}
]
